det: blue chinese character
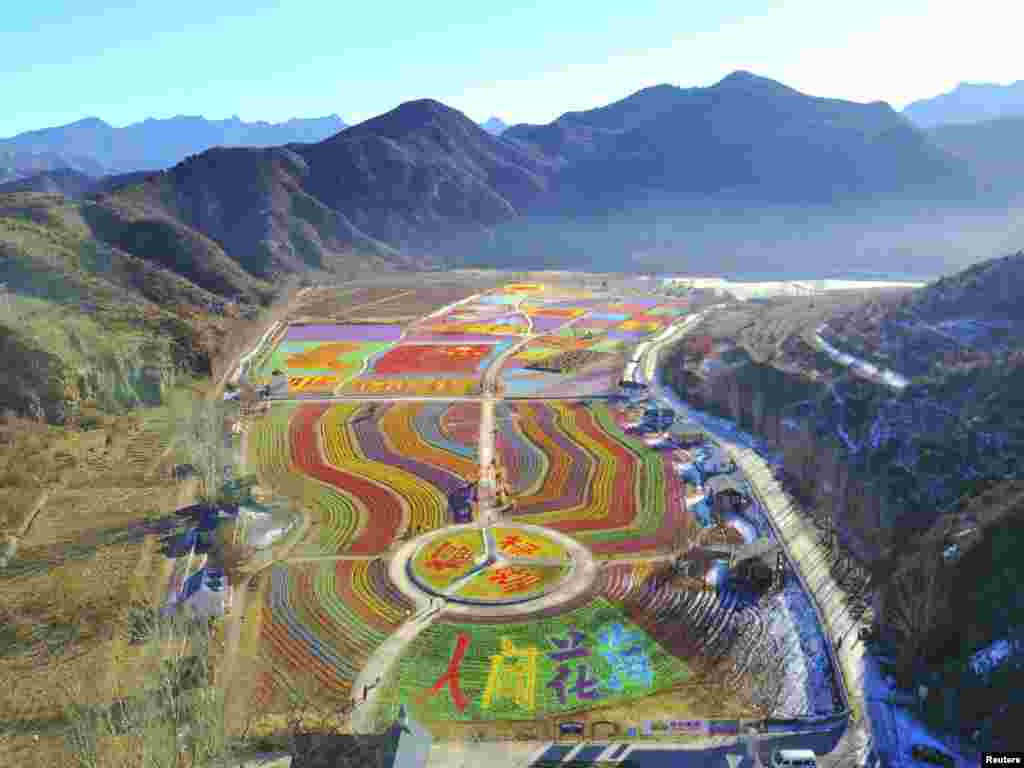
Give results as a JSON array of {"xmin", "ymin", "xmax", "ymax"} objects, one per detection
[{"xmin": 598, "ymin": 623, "xmax": 654, "ymax": 690}]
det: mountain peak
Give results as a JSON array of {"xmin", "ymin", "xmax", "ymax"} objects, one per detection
[
  {"xmin": 480, "ymin": 116, "xmax": 508, "ymax": 135},
  {"xmin": 70, "ymin": 116, "xmax": 111, "ymax": 129},
  {"xmin": 340, "ymin": 99, "xmax": 479, "ymax": 142},
  {"xmin": 713, "ymin": 70, "xmax": 788, "ymax": 91}
]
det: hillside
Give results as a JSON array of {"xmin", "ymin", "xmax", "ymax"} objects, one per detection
[
  {"xmin": 506, "ymin": 72, "xmax": 974, "ymax": 208},
  {"xmin": 928, "ymin": 117, "xmax": 1024, "ymax": 194},
  {"xmin": 903, "ymin": 80, "xmax": 1024, "ymax": 128},
  {"xmin": 0, "ymin": 193, "xmax": 274, "ymax": 421},
  {"xmin": 0, "ymin": 169, "xmax": 101, "ymax": 198},
  {"xmin": 84, "ymin": 75, "xmax": 992, "ymax": 276},
  {"xmin": 665, "ymin": 252, "xmax": 1024, "ymax": 557},
  {"xmin": 0, "ymin": 113, "xmax": 347, "ymax": 180},
  {"xmin": 100, "ymin": 100, "xmax": 553, "ymax": 271}
]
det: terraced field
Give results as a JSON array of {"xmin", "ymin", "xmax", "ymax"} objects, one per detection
[
  {"xmin": 260, "ymin": 560, "xmax": 414, "ymax": 703},
  {"xmin": 497, "ymin": 402, "xmax": 687, "ymax": 556}
]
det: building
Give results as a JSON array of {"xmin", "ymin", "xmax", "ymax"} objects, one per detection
[{"xmin": 704, "ymin": 472, "xmax": 750, "ymax": 519}]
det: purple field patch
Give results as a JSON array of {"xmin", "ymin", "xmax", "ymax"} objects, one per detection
[
  {"xmin": 285, "ymin": 323, "xmax": 404, "ymax": 342},
  {"xmin": 404, "ymin": 331, "xmax": 522, "ymax": 344},
  {"xmin": 622, "ymin": 297, "xmax": 661, "ymax": 308},
  {"xmin": 529, "ymin": 315, "xmax": 570, "ymax": 333}
]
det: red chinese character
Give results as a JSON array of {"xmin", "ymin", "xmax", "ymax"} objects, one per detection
[
  {"xmin": 425, "ymin": 541, "xmax": 473, "ymax": 571},
  {"xmin": 500, "ymin": 535, "xmax": 541, "ymax": 557},
  {"xmin": 420, "ymin": 632, "xmax": 471, "ymax": 711},
  {"xmin": 488, "ymin": 566, "xmax": 542, "ymax": 593}
]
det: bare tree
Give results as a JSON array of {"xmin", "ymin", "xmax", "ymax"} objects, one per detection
[
  {"xmin": 166, "ymin": 392, "xmax": 232, "ymax": 505},
  {"xmin": 881, "ymin": 531, "xmax": 951, "ymax": 687}
]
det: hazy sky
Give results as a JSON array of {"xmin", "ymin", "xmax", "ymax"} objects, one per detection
[{"xmin": 2, "ymin": 0, "xmax": 1022, "ymax": 137}]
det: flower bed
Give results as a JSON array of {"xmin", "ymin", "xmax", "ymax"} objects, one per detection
[
  {"xmin": 284, "ymin": 324, "xmax": 404, "ymax": 342},
  {"xmin": 352, "ymin": 406, "xmax": 467, "ymax": 498},
  {"xmin": 260, "ymin": 561, "xmax": 407, "ymax": 700},
  {"xmin": 254, "ymin": 339, "xmax": 393, "ymax": 388},
  {"xmin": 340, "ymin": 377, "xmax": 480, "ymax": 396},
  {"xmin": 491, "ymin": 526, "xmax": 571, "ymax": 561},
  {"xmin": 321, "ymin": 404, "xmax": 449, "ymax": 537},
  {"xmin": 381, "ymin": 403, "xmax": 478, "ymax": 482},
  {"xmin": 290, "ymin": 404, "xmax": 402, "ymax": 555},
  {"xmin": 498, "ymin": 403, "xmax": 682, "ymax": 556},
  {"xmin": 452, "ymin": 563, "xmax": 568, "ymax": 602},
  {"xmin": 410, "ymin": 529, "xmax": 487, "ymax": 591},
  {"xmin": 371, "ymin": 342, "xmax": 505, "ymax": 375},
  {"xmin": 382, "ymin": 598, "xmax": 690, "ymax": 722}
]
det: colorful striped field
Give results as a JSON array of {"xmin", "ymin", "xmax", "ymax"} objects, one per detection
[{"xmin": 496, "ymin": 402, "xmax": 689, "ymax": 556}]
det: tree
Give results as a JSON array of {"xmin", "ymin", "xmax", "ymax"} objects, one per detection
[
  {"xmin": 167, "ymin": 392, "xmax": 232, "ymax": 505},
  {"xmin": 881, "ymin": 530, "xmax": 952, "ymax": 687}
]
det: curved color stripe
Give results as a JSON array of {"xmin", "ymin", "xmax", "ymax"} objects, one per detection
[{"xmin": 290, "ymin": 403, "xmax": 403, "ymax": 554}]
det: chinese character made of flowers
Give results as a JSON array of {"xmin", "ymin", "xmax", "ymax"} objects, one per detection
[
  {"xmin": 499, "ymin": 534, "xmax": 541, "ymax": 557},
  {"xmin": 546, "ymin": 629, "xmax": 601, "ymax": 706},
  {"xmin": 419, "ymin": 633, "xmax": 472, "ymax": 711},
  {"xmin": 424, "ymin": 541, "xmax": 474, "ymax": 572},
  {"xmin": 487, "ymin": 565, "xmax": 542, "ymax": 594},
  {"xmin": 482, "ymin": 637, "xmax": 540, "ymax": 713},
  {"xmin": 596, "ymin": 622, "xmax": 654, "ymax": 691}
]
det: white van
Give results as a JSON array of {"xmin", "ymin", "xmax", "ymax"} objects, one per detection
[{"xmin": 772, "ymin": 749, "xmax": 818, "ymax": 767}]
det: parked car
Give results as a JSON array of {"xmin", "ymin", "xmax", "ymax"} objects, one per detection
[
  {"xmin": 772, "ymin": 749, "xmax": 818, "ymax": 767},
  {"xmin": 910, "ymin": 744, "xmax": 955, "ymax": 768},
  {"xmin": 557, "ymin": 721, "xmax": 585, "ymax": 738}
]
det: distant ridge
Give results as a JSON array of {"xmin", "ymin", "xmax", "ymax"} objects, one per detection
[
  {"xmin": 0, "ymin": 113, "xmax": 348, "ymax": 180},
  {"xmin": 903, "ymin": 81, "xmax": 1024, "ymax": 127}
]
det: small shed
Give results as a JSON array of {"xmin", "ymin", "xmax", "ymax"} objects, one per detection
[
  {"xmin": 705, "ymin": 472, "xmax": 749, "ymax": 516},
  {"xmin": 704, "ymin": 472, "xmax": 747, "ymax": 498},
  {"xmin": 668, "ymin": 421, "xmax": 704, "ymax": 446}
]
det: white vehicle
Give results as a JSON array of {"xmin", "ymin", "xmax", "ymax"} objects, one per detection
[{"xmin": 772, "ymin": 748, "xmax": 818, "ymax": 767}]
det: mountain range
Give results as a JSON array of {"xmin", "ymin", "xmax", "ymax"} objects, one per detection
[
  {"xmin": 4, "ymin": 70, "xmax": 1024, "ymax": 299},
  {"xmin": 903, "ymin": 80, "xmax": 1024, "ymax": 128},
  {"xmin": 0, "ymin": 113, "xmax": 347, "ymax": 180}
]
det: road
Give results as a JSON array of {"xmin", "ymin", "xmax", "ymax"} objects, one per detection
[{"xmin": 637, "ymin": 310, "xmax": 879, "ymax": 767}]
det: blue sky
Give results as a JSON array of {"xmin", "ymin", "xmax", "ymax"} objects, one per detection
[{"xmin": 2, "ymin": 0, "xmax": 1021, "ymax": 137}]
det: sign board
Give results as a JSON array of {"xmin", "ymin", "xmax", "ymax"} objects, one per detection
[
  {"xmin": 668, "ymin": 719, "xmax": 707, "ymax": 734},
  {"xmin": 707, "ymin": 719, "xmax": 741, "ymax": 735}
]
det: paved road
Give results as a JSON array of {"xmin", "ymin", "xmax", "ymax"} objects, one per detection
[{"xmin": 638, "ymin": 311, "xmax": 880, "ymax": 767}]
